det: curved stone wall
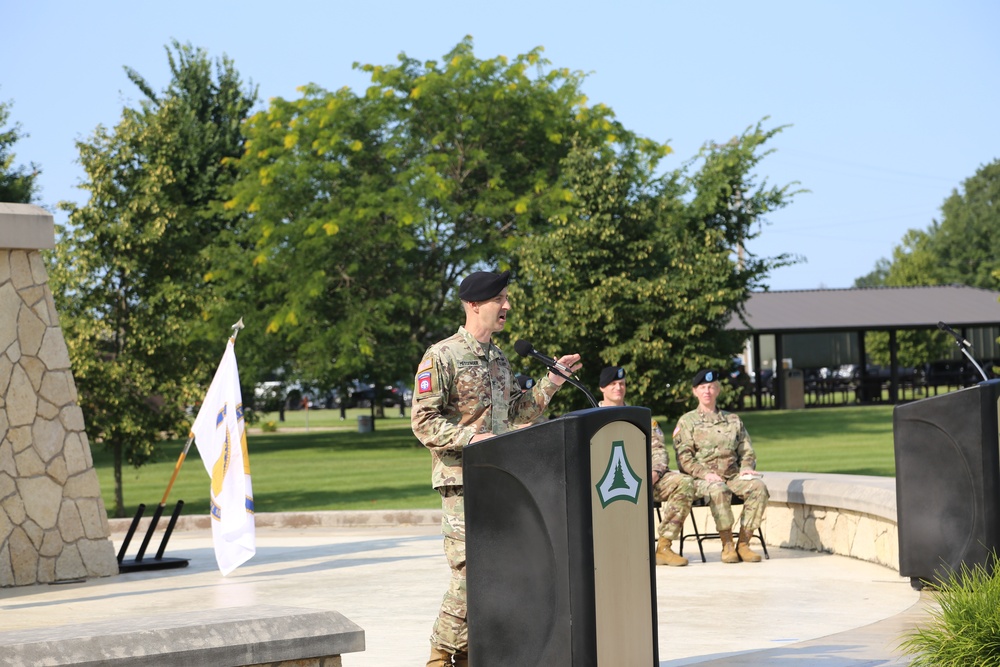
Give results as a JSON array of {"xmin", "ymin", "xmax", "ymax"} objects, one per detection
[{"xmin": 1, "ymin": 203, "xmax": 118, "ymax": 586}]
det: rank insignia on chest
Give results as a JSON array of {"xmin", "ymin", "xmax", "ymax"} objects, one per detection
[{"xmin": 417, "ymin": 370, "xmax": 434, "ymax": 394}]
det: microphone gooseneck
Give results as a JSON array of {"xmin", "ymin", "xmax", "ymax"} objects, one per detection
[
  {"xmin": 513, "ymin": 339, "xmax": 598, "ymax": 408},
  {"xmin": 938, "ymin": 321, "xmax": 989, "ymax": 383},
  {"xmin": 938, "ymin": 321, "xmax": 972, "ymax": 349}
]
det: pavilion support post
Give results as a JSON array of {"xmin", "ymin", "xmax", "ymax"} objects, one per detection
[{"xmin": 889, "ymin": 329, "xmax": 899, "ymax": 402}]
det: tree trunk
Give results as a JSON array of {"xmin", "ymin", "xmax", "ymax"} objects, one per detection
[{"xmin": 113, "ymin": 440, "xmax": 125, "ymax": 518}]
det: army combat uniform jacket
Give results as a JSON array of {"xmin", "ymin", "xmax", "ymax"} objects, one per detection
[
  {"xmin": 411, "ymin": 327, "xmax": 560, "ymax": 489},
  {"xmin": 673, "ymin": 408, "xmax": 757, "ymax": 480}
]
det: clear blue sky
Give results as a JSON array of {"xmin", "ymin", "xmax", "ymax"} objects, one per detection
[{"xmin": 4, "ymin": 1, "xmax": 998, "ymax": 290}]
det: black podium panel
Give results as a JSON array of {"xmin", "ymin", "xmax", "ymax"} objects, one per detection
[
  {"xmin": 464, "ymin": 406, "xmax": 657, "ymax": 666},
  {"xmin": 893, "ymin": 379, "xmax": 1000, "ymax": 585}
]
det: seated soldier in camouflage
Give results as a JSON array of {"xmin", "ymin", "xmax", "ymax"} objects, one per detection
[
  {"xmin": 411, "ymin": 269, "xmax": 581, "ymax": 667},
  {"xmin": 673, "ymin": 369, "xmax": 768, "ymax": 564},
  {"xmin": 598, "ymin": 366, "xmax": 695, "ymax": 566}
]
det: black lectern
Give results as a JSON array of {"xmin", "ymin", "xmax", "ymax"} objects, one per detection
[
  {"xmin": 464, "ymin": 406, "xmax": 658, "ymax": 666},
  {"xmin": 893, "ymin": 379, "xmax": 1000, "ymax": 587}
]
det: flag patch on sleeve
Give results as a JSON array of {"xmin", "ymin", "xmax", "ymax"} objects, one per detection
[
  {"xmin": 672, "ymin": 424, "xmax": 681, "ymax": 437},
  {"xmin": 417, "ymin": 370, "xmax": 434, "ymax": 394},
  {"xmin": 417, "ymin": 358, "xmax": 433, "ymax": 372}
]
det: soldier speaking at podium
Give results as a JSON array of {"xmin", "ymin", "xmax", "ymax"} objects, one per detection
[{"xmin": 411, "ymin": 269, "xmax": 581, "ymax": 667}]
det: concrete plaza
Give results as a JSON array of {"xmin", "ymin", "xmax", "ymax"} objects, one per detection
[{"xmin": 0, "ymin": 511, "xmax": 933, "ymax": 666}]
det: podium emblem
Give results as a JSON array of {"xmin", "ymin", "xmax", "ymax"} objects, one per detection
[{"xmin": 595, "ymin": 440, "xmax": 642, "ymax": 507}]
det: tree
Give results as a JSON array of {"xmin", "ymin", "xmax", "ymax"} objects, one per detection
[
  {"xmin": 49, "ymin": 42, "xmax": 257, "ymax": 516},
  {"xmin": 0, "ymin": 97, "xmax": 40, "ymax": 203},
  {"xmin": 855, "ymin": 160, "xmax": 1000, "ymax": 368},
  {"xmin": 929, "ymin": 160, "xmax": 1000, "ymax": 290},
  {"xmin": 219, "ymin": 37, "xmax": 631, "ymax": 398},
  {"xmin": 510, "ymin": 122, "xmax": 799, "ymax": 417}
]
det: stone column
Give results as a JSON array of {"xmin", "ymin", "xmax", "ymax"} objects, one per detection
[{"xmin": 1, "ymin": 202, "xmax": 118, "ymax": 586}]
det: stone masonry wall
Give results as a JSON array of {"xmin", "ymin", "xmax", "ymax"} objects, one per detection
[{"xmin": 1, "ymin": 203, "xmax": 118, "ymax": 586}]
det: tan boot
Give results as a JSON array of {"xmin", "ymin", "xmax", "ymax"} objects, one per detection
[
  {"xmin": 655, "ymin": 536, "xmax": 688, "ymax": 566},
  {"xmin": 719, "ymin": 529, "xmax": 739, "ymax": 563},
  {"xmin": 453, "ymin": 651, "xmax": 468, "ymax": 667},
  {"xmin": 737, "ymin": 528, "xmax": 763, "ymax": 562},
  {"xmin": 427, "ymin": 645, "xmax": 453, "ymax": 666}
]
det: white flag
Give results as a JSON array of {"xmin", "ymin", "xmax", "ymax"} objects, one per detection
[{"xmin": 190, "ymin": 338, "xmax": 255, "ymax": 575}]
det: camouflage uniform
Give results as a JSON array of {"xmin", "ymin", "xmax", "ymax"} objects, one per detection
[
  {"xmin": 672, "ymin": 408, "xmax": 769, "ymax": 532},
  {"xmin": 411, "ymin": 326, "xmax": 560, "ymax": 655},
  {"xmin": 599, "ymin": 402, "xmax": 695, "ymax": 540}
]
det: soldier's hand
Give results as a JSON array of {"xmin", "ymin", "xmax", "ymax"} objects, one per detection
[{"xmin": 547, "ymin": 353, "xmax": 582, "ymax": 385}]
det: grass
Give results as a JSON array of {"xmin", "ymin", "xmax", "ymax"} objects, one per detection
[
  {"xmin": 740, "ymin": 404, "xmax": 897, "ymax": 477},
  {"xmin": 94, "ymin": 404, "xmax": 898, "ymax": 519},
  {"xmin": 899, "ymin": 557, "xmax": 1000, "ymax": 666}
]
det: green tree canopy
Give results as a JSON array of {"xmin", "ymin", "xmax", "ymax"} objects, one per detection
[
  {"xmin": 0, "ymin": 97, "xmax": 40, "ymax": 203},
  {"xmin": 510, "ymin": 122, "xmax": 799, "ymax": 416},
  {"xmin": 219, "ymin": 37, "xmax": 646, "ymax": 397},
  {"xmin": 855, "ymin": 159, "xmax": 1000, "ymax": 368},
  {"xmin": 49, "ymin": 41, "xmax": 257, "ymax": 516}
]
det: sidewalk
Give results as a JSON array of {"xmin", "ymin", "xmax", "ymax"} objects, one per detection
[{"xmin": 0, "ymin": 516, "xmax": 929, "ymax": 666}]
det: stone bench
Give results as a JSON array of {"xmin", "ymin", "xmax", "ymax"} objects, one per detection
[
  {"xmin": 0, "ymin": 605, "xmax": 364, "ymax": 667},
  {"xmin": 689, "ymin": 471, "xmax": 899, "ymax": 570}
]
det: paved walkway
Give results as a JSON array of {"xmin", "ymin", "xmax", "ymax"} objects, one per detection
[{"xmin": 0, "ymin": 515, "xmax": 932, "ymax": 666}]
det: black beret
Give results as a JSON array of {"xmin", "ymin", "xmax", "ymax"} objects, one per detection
[
  {"xmin": 458, "ymin": 270, "xmax": 511, "ymax": 302},
  {"xmin": 692, "ymin": 369, "xmax": 722, "ymax": 386},
  {"xmin": 515, "ymin": 374, "xmax": 535, "ymax": 391},
  {"xmin": 599, "ymin": 366, "xmax": 626, "ymax": 388}
]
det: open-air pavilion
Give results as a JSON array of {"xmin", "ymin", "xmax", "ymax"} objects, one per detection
[{"xmin": 729, "ymin": 285, "xmax": 1000, "ymax": 409}]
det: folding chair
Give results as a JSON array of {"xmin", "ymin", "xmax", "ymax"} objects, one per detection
[{"xmin": 678, "ymin": 495, "xmax": 769, "ymax": 563}]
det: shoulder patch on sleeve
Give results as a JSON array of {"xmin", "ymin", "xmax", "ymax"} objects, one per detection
[
  {"xmin": 417, "ymin": 358, "xmax": 433, "ymax": 373},
  {"xmin": 672, "ymin": 424, "xmax": 681, "ymax": 437},
  {"xmin": 417, "ymin": 370, "xmax": 435, "ymax": 395}
]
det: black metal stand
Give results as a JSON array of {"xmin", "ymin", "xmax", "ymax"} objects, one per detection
[{"xmin": 117, "ymin": 500, "xmax": 190, "ymax": 573}]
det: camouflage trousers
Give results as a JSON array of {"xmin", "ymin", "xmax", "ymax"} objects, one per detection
[
  {"xmin": 691, "ymin": 476, "xmax": 769, "ymax": 532},
  {"xmin": 431, "ymin": 486, "xmax": 468, "ymax": 655},
  {"xmin": 653, "ymin": 472, "xmax": 696, "ymax": 540}
]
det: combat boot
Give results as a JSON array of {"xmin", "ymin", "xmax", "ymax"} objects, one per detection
[
  {"xmin": 453, "ymin": 651, "xmax": 469, "ymax": 667},
  {"xmin": 737, "ymin": 528, "xmax": 763, "ymax": 562},
  {"xmin": 427, "ymin": 645, "xmax": 453, "ymax": 666},
  {"xmin": 719, "ymin": 529, "xmax": 739, "ymax": 563},
  {"xmin": 655, "ymin": 536, "xmax": 688, "ymax": 566}
]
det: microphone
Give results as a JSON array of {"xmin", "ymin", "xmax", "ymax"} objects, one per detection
[
  {"xmin": 938, "ymin": 321, "xmax": 972, "ymax": 349},
  {"xmin": 513, "ymin": 339, "xmax": 598, "ymax": 408},
  {"xmin": 513, "ymin": 339, "xmax": 576, "ymax": 374}
]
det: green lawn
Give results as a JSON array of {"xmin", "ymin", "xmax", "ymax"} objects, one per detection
[{"xmin": 94, "ymin": 404, "xmax": 898, "ymax": 519}]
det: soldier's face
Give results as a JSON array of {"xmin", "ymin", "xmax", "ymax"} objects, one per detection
[
  {"xmin": 474, "ymin": 289, "xmax": 511, "ymax": 334},
  {"xmin": 692, "ymin": 381, "xmax": 721, "ymax": 409},
  {"xmin": 601, "ymin": 379, "xmax": 626, "ymax": 406}
]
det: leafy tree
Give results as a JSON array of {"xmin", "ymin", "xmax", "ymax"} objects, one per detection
[
  {"xmin": 219, "ymin": 37, "xmax": 632, "ymax": 399},
  {"xmin": 0, "ymin": 97, "xmax": 40, "ymax": 203},
  {"xmin": 510, "ymin": 122, "xmax": 799, "ymax": 417},
  {"xmin": 929, "ymin": 160, "xmax": 1000, "ymax": 290},
  {"xmin": 855, "ymin": 161, "xmax": 1000, "ymax": 368},
  {"xmin": 49, "ymin": 42, "xmax": 257, "ymax": 516}
]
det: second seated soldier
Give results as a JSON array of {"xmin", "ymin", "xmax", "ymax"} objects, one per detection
[
  {"xmin": 411, "ymin": 269, "xmax": 582, "ymax": 667},
  {"xmin": 673, "ymin": 369, "xmax": 769, "ymax": 564},
  {"xmin": 598, "ymin": 366, "xmax": 695, "ymax": 567}
]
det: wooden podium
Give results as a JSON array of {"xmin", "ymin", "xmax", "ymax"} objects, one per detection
[{"xmin": 464, "ymin": 406, "xmax": 658, "ymax": 666}]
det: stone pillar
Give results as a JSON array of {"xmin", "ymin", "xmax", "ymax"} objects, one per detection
[{"xmin": 0, "ymin": 202, "xmax": 118, "ymax": 586}]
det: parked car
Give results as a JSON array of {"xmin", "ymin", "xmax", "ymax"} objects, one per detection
[{"xmin": 383, "ymin": 381, "xmax": 413, "ymax": 408}]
